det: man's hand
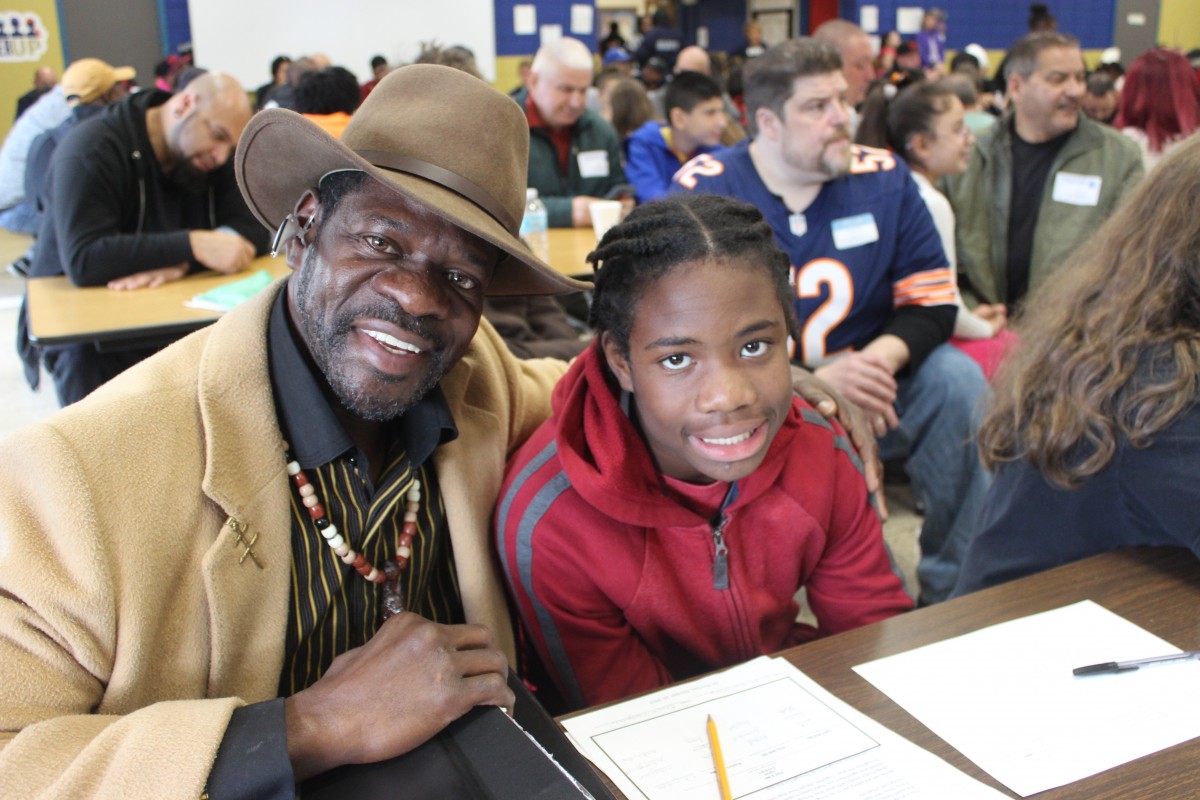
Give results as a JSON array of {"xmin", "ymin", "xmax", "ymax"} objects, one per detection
[
  {"xmin": 188, "ymin": 229, "xmax": 256, "ymax": 274},
  {"xmin": 570, "ymin": 195, "xmax": 601, "ymax": 228},
  {"xmin": 790, "ymin": 365, "xmax": 888, "ymax": 520},
  {"xmin": 973, "ymin": 303, "xmax": 1008, "ymax": 334},
  {"xmin": 284, "ymin": 613, "xmax": 514, "ymax": 781},
  {"xmin": 107, "ymin": 263, "xmax": 188, "ymax": 290},
  {"xmin": 814, "ymin": 352, "xmax": 901, "ymax": 436}
]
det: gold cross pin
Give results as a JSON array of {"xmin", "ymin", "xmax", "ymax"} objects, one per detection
[{"xmin": 226, "ymin": 517, "xmax": 264, "ymax": 569}]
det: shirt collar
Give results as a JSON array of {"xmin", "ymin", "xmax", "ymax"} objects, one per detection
[
  {"xmin": 524, "ymin": 94, "xmax": 549, "ymax": 130},
  {"xmin": 266, "ymin": 286, "xmax": 458, "ymax": 471}
]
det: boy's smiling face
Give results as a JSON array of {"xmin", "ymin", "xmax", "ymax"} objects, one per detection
[{"xmin": 602, "ymin": 258, "xmax": 793, "ymax": 484}]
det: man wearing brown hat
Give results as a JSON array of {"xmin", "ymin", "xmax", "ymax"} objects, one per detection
[
  {"xmin": 0, "ymin": 63, "xmax": 872, "ymax": 797},
  {"xmin": 0, "ymin": 64, "xmax": 588, "ymax": 797},
  {"xmin": 20, "ymin": 70, "xmax": 270, "ymax": 406}
]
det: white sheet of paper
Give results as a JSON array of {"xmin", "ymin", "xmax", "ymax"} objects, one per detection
[
  {"xmin": 570, "ymin": 4, "xmax": 593, "ymax": 35},
  {"xmin": 853, "ymin": 601, "xmax": 1200, "ymax": 796},
  {"xmin": 562, "ymin": 656, "xmax": 1006, "ymax": 800},
  {"xmin": 895, "ymin": 7, "xmax": 924, "ymax": 34},
  {"xmin": 860, "ymin": 5, "xmax": 880, "ymax": 33},
  {"xmin": 540, "ymin": 24, "xmax": 563, "ymax": 47},
  {"xmin": 513, "ymin": 4, "xmax": 536, "ymax": 35}
]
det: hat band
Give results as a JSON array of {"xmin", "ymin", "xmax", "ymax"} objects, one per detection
[{"xmin": 355, "ymin": 150, "xmax": 518, "ymax": 235}]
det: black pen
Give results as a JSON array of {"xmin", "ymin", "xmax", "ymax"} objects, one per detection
[{"xmin": 1073, "ymin": 649, "xmax": 1200, "ymax": 676}]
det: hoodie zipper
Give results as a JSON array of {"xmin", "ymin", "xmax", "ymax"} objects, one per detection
[{"xmin": 711, "ymin": 482, "xmax": 738, "ymax": 590}]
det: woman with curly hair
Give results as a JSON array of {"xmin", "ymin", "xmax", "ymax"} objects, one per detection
[{"xmin": 953, "ymin": 134, "xmax": 1200, "ymax": 595}]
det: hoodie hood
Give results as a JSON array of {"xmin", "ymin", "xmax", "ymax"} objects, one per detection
[{"xmin": 550, "ymin": 341, "xmax": 800, "ymax": 528}]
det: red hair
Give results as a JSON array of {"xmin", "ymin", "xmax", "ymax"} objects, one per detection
[{"xmin": 1115, "ymin": 48, "xmax": 1200, "ymax": 154}]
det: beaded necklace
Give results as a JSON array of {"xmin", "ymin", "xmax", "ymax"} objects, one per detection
[{"xmin": 285, "ymin": 442, "xmax": 421, "ymax": 619}]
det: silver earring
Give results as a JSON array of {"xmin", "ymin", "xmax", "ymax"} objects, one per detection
[
  {"xmin": 269, "ymin": 215, "xmax": 315, "ymax": 257},
  {"xmin": 269, "ymin": 214, "xmax": 293, "ymax": 257}
]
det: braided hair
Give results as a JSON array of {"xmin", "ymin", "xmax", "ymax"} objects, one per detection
[{"xmin": 588, "ymin": 194, "xmax": 796, "ymax": 358}]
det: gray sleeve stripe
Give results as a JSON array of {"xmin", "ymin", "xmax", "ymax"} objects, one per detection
[
  {"xmin": 799, "ymin": 406, "xmax": 834, "ymax": 430},
  {"xmin": 832, "ymin": 432, "xmax": 884, "ymax": 518},
  {"xmin": 832, "ymin": 434, "xmax": 866, "ymax": 477},
  {"xmin": 496, "ymin": 439, "xmax": 559, "ymax": 583},
  {"xmin": 513, "ymin": 471, "xmax": 586, "ymax": 708}
]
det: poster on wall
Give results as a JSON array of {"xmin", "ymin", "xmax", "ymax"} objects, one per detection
[
  {"xmin": 597, "ymin": 9, "xmax": 638, "ymax": 49},
  {"xmin": 0, "ymin": 4, "xmax": 64, "ymax": 140},
  {"xmin": 753, "ymin": 10, "xmax": 792, "ymax": 48},
  {"xmin": 0, "ymin": 10, "xmax": 49, "ymax": 61}
]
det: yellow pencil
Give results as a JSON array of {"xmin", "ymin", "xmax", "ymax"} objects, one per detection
[{"xmin": 706, "ymin": 714, "xmax": 733, "ymax": 800}]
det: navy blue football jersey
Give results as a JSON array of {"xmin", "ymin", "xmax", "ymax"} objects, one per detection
[{"xmin": 672, "ymin": 141, "xmax": 953, "ymax": 364}]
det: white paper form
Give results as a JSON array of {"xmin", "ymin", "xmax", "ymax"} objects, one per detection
[
  {"xmin": 562, "ymin": 656, "xmax": 1006, "ymax": 800},
  {"xmin": 853, "ymin": 600, "xmax": 1200, "ymax": 796}
]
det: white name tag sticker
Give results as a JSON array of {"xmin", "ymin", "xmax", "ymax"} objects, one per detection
[
  {"xmin": 1052, "ymin": 172, "xmax": 1102, "ymax": 206},
  {"xmin": 577, "ymin": 150, "xmax": 610, "ymax": 178},
  {"xmin": 831, "ymin": 213, "xmax": 879, "ymax": 250}
]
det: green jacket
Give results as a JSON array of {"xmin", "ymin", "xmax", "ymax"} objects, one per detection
[
  {"xmin": 517, "ymin": 89, "xmax": 626, "ymax": 227},
  {"xmin": 946, "ymin": 113, "xmax": 1143, "ymax": 306}
]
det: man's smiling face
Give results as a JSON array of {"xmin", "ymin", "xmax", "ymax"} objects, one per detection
[{"xmin": 286, "ymin": 175, "xmax": 498, "ymax": 422}]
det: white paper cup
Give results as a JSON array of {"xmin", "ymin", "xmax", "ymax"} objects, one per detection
[{"xmin": 589, "ymin": 200, "xmax": 623, "ymax": 241}]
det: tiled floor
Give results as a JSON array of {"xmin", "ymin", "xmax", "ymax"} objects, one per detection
[
  {"xmin": 0, "ymin": 273, "xmax": 58, "ymax": 441},
  {"xmin": 0, "ymin": 267, "xmax": 923, "ymax": 595}
]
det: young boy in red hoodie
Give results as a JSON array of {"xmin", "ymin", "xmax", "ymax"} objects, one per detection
[{"xmin": 496, "ymin": 195, "xmax": 911, "ymax": 710}]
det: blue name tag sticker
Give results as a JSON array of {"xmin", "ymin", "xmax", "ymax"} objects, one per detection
[{"xmin": 831, "ymin": 213, "xmax": 880, "ymax": 250}]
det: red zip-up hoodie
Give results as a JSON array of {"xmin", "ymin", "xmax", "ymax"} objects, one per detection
[{"xmin": 495, "ymin": 343, "xmax": 912, "ymax": 710}]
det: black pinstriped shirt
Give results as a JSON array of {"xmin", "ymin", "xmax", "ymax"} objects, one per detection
[{"xmin": 266, "ymin": 291, "xmax": 463, "ymax": 695}]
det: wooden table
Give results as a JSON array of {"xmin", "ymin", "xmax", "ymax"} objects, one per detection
[
  {"xmin": 581, "ymin": 548, "xmax": 1200, "ymax": 799},
  {"xmin": 25, "ymin": 229, "xmax": 598, "ymax": 347},
  {"xmin": 547, "ymin": 227, "xmax": 596, "ymax": 277},
  {"xmin": 26, "ymin": 256, "xmax": 291, "ymax": 347}
]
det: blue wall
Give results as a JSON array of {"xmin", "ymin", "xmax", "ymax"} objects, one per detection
[
  {"xmin": 496, "ymin": 0, "xmax": 591, "ymax": 56},
  {"xmin": 158, "ymin": 0, "xmax": 191, "ymax": 55},
  {"xmin": 495, "ymin": 0, "xmax": 749, "ymax": 58},
  {"xmin": 681, "ymin": 0, "xmax": 748, "ymax": 54},
  {"xmin": 845, "ymin": 0, "xmax": 1115, "ymax": 50}
]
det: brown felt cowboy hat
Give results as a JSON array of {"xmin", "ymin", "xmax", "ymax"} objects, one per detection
[{"xmin": 235, "ymin": 63, "xmax": 588, "ymax": 296}]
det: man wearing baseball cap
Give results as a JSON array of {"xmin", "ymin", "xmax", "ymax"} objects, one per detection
[
  {"xmin": 0, "ymin": 64, "xmax": 590, "ymax": 798},
  {"xmin": 17, "ymin": 59, "xmax": 135, "ymax": 251},
  {"xmin": 60, "ymin": 56, "xmax": 135, "ymax": 105},
  {"xmin": 0, "ymin": 57, "xmax": 134, "ymax": 266}
]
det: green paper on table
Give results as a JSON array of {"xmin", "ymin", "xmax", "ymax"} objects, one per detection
[{"xmin": 186, "ymin": 269, "xmax": 275, "ymax": 311}]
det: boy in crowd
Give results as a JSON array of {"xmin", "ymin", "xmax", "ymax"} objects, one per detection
[{"xmin": 624, "ymin": 71, "xmax": 727, "ymax": 202}]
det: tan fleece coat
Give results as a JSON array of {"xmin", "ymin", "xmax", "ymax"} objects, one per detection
[{"xmin": 0, "ymin": 281, "xmax": 566, "ymax": 799}]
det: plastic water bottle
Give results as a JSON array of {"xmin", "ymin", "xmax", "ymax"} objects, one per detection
[{"xmin": 519, "ymin": 188, "xmax": 551, "ymax": 264}]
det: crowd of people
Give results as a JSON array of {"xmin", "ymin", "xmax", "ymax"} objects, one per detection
[{"xmin": 1, "ymin": 3, "xmax": 1200, "ymax": 795}]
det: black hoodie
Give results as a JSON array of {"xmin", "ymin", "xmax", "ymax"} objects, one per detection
[{"xmin": 29, "ymin": 89, "xmax": 268, "ymax": 285}]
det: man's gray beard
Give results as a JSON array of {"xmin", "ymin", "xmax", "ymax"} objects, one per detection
[
  {"xmin": 820, "ymin": 150, "xmax": 852, "ymax": 179},
  {"xmin": 294, "ymin": 248, "xmax": 450, "ymax": 422}
]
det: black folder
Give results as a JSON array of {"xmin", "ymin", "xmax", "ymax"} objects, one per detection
[{"xmin": 300, "ymin": 673, "xmax": 616, "ymax": 799}]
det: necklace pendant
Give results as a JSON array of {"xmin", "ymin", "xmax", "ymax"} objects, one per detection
[{"xmin": 382, "ymin": 581, "xmax": 405, "ymax": 619}]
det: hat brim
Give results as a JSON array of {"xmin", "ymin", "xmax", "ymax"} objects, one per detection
[
  {"xmin": 113, "ymin": 66, "xmax": 136, "ymax": 81},
  {"xmin": 235, "ymin": 109, "xmax": 590, "ymax": 296}
]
